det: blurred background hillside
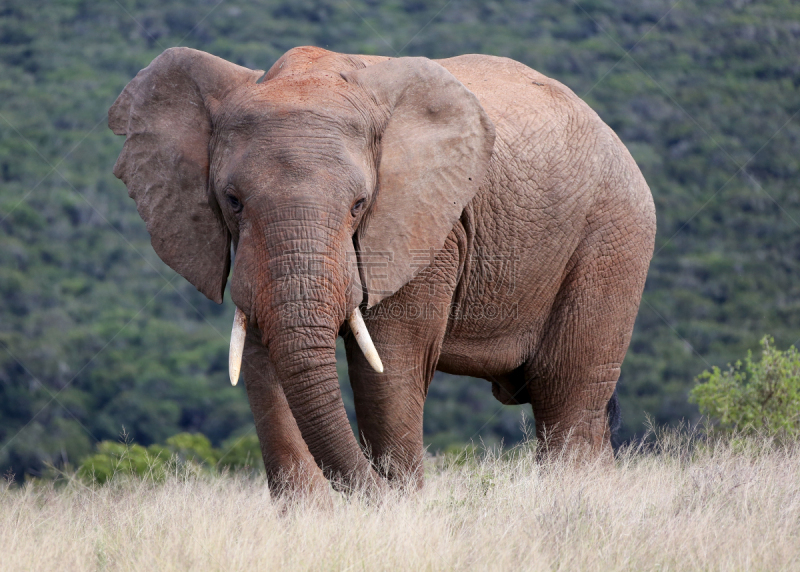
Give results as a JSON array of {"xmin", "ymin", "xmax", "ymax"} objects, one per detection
[{"xmin": 1, "ymin": 0, "xmax": 798, "ymax": 478}]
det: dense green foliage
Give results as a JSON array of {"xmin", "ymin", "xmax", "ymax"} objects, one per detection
[
  {"xmin": 1, "ymin": 0, "xmax": 798, "ymax": 478},
  {"xmin": 76, "ymin": 432, "xmax": 263, "ymax": 483},
  {"xmin": 690, "ymin": 337, "xmax": 800, "ymax": 437}
]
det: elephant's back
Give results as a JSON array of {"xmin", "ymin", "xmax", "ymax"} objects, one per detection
[
  {"xmin": 439, "ymin": 52, "xmax": 654, "ymax": 266},
  {"xmin": 436, "ymin": 54, "xmax": 591, "ymax": 134},
  {"xmin": 437, "ymin": 54, "xmax": 653, "ymax": 223},
  {"xmin": 437, "ymin": 54, "xmax": 564, "ymax": 105},
  {"xmin": 436, "ymin": 55, "xmax": 608, "ymax": 220}
]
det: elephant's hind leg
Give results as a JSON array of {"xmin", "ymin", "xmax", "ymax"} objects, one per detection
[{"xmin": 525, "ymin": 213, "xmax": 652, "ymax": 460}]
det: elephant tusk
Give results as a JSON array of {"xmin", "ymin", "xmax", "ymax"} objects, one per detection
[
  {"xmin": 229, "ymin": 306, "xmax": 247, "ymax": 386},
  {"xmin": 348, "ymin": 307, "xmax": 384, "ymax": 373}
]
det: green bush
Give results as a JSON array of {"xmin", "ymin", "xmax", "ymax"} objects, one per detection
[
  {"xmin": 164, "ymin": 433, "xmax": 218, "ymax": 466},
  {"xmin": 690, "ymin": 337, "xmax": 800, "ymax": 438},
  {"xmin": 77, "ymin": 432, "xmax": 264, "ymax": 484},
  {"xmin": 217, "ymin": 434, "xmax": 264, "ymax": 473},
  {"xmin": 77, "ymin": 441, "xmax": 169, "ymax": 484}
]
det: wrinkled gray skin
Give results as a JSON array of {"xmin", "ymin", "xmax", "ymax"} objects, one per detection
[{"xmin": 110, "ymin": 46, "xmax": 655, "ymax": 496}]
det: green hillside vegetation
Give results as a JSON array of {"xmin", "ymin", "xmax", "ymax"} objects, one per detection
[{"xmin": 1, "ymin": 0, "xmax": 799, "ymax": 478}]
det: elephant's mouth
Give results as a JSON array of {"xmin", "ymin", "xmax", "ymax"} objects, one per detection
[{"xmin": 227, "ymin": 305, "xmax": 383, "ymax": 386}]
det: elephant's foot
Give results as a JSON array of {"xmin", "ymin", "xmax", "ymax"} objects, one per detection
[{"xmin": 533, "ymin": 407, "xmax": 615, "ymax": 466}]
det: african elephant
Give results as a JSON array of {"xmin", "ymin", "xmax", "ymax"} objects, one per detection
[{"xmin": 109, "ymin": 46, "xmax": 655, "ymax": 495}]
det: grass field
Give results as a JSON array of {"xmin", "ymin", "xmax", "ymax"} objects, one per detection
[{"xmin": 3, "ymin": 429, "xmax": 799, "ymax": 571}]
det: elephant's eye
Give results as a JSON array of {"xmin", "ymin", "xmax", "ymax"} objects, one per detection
[
  {"xmin": 351, "ymin": 198, "xmax": 366, "ymax": 217},
  {"xmin": 226, "ymin": 192, "xmax": 242, "ymax": 213}
]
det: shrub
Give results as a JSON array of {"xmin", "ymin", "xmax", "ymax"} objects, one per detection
[
  {"xmin": 164, "ymin": 433, "xmax": 218, "ymax": 466},
  {"xmin": 77, "ymin": 432, "xmax": 264, "ymax": 484},
  {"xmin": 77, "ymin": 441, "xmax": 168, "ymax": 484},
  {"xmin": 690, "ymin": 336, "xmax": 800, "ymax": 438},
  {"xmin": 217, "ymin": 434, "xmax": 263, "ymax": 473}
]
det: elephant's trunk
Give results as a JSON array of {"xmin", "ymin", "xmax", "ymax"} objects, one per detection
[
  {"xmin": 267, "ymin": 307, "xmax": 377, "ymax": 489},
  {"xmin": 244, "ymin": 217, "xmax": 383, "ymax": 491}
]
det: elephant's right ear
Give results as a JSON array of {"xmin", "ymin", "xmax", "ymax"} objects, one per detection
[{"xmin": 109, "ymin": 48, "xmax": 263, "ymax": 303}]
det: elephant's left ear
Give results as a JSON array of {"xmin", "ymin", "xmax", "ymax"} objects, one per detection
[{"xmin": 342, "ymin": 58, "xmax": 495, "ymax": 308}]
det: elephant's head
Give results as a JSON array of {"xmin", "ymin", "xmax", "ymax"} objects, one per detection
[{"xmin": 109, "ymin": 47, "xmax": 494, "ymax": 488}]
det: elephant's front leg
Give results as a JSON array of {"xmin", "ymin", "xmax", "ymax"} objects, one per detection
[
  {"xmin": 345, "ymin": 239, "xmax": 460, "ymax": 488},
  {"xmin": 241, "ymin": 326, "xmax": 329, "ymax": 498},
  {"xmin": 345, "ymin": 315, "xmax": 446, "ymax": 489}
]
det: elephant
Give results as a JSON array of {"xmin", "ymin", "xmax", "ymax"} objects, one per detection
[{"xmin": 109, "ymin": 46, "xmax": 655, "ymax": 495}]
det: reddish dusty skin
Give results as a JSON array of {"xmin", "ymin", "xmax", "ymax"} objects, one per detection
[{"xmin": 109, "ymin": 46, "xmax": 655, "ymax": 494}]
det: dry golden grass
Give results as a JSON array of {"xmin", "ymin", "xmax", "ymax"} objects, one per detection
[{"xmin": 3, "ymin": 430, "xmax": 800, "ymax": 571}]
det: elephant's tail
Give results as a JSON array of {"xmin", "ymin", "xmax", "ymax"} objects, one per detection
[{"xmin": 606, "ymin": 388, "xmax": 622, "ymax": 436}]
